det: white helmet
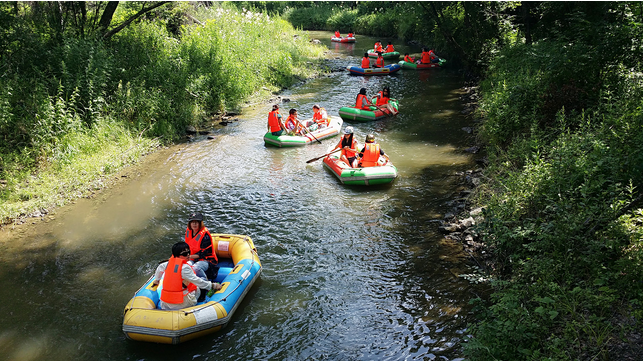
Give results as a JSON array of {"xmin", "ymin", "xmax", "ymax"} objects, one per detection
[{"xmin": 344, "ymin": 126, "xmax": 354, "ymax": 134}]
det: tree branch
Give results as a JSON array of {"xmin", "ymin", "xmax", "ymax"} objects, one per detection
[{"xmin": 102, "ymin": 1, "xmax": 170, "ymax": 40}]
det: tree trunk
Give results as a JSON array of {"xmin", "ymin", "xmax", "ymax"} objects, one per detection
[{"xmin": 98, "ymin": 1, "xmax": 119, "ymax": 34}]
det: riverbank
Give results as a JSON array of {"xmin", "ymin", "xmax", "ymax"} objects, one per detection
[{"xmin": 0, "ymin": 5, "xmax": 331, "ymax": 227}]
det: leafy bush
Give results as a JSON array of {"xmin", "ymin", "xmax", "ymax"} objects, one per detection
[{"xmin": 466, "ymin": 71, "xmax": 643, "ymax": 360}]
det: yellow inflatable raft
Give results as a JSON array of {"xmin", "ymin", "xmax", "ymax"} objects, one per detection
[{"xmin": 122, "ymin": 234, "xmax": 262, "ymax": 344}]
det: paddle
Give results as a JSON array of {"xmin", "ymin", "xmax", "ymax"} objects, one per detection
[
  {"xmin": 306, "ymin": 148, "xmax": 342, "ymax": 163},
  {"xmin": 296, "ymin": 118, "xmax": 322, "ymax": 144}
]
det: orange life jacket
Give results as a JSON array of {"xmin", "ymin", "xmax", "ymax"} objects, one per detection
[
  {"xmin": 374, "ymin": 43, "xmax": 383, "ymax": 52},
  {"xmin": 185, "ymin": 227, "xmax": 218, "ymax": 263},
  {"xmin": 348, "ymin": 33, "xmax": 354, "ymax": 37},
  {"xmin": 376, "ymin": 91, "xmax": 389, "ymax": 106},
  {"xmin": 356, "ymin": 93, "xmax": 370, "ymax": 110},
  {"xmin": 421, "ymin": 51, "xmax": 431, "ymax": 64},
  {"xmin": 285, "ymin": 114, "xmax": 300, "ymax": 132},
  {"xmin": 268, "ymin": 110, "xmax": 281, "ymax": 132},
  {"xmin": 404, "ymin": 55, "xmax": 414, "ymax": 63},
  {"xmin": 375, "ymin": 57, "xmax": 384, "ymax": 68},
  {"xmin": 361, "ymin": 57, "xmax": 371, "ymax": 68},
  {"xmin": 385, "ymin": 44, "xmax": 394, "ymax": 53},
  {"xmin": 160, "ymin": 256, "xmax": 198, "ymax": 304},
  {"xmin": 338, "ymin": 138, "xmax": 358, "ymax": 159},
  {"xmin": 313, "ymin": 108, "xmax": 329, "ymax": 125},
  {"xmin": 360, "ymin": 143, "xmax": 381, "ymax": 167},
  {"xmin": 335, "ymin": 31, "xmax": 341, "ymax": 38}
]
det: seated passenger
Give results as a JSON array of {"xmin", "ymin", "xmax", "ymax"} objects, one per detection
[
  {"xmin": 374, "ymin": 52, "xmax": 385, "ymax": 68},
  {"xmin": 375, "ymin": 87, "xmax": 391, "ymax": 106},
  {"xmin": 334, "ymin": 30, "xmax": 341, "ymax": 38},
  {"xmin": 429, "ymin": 49, "xmax": 440, "ymax": 63},
  {"xmin": 374, "ymin": 41, "xmax": 383, "ymax": 52},
  {"xmin": 267, "ymin": 104, "xmax": 284, "ymax": 136},
  {"xmin": 420, "ymin": 48, "xmax": 432, "ymax": 64},
  {"xmin": 384, "ymin": 42, "xmax": 395, "ymax": 53},
  {"xmin": 347, "ymin": 32, "xmax": 354, "ymax": 38},
  {"xmin": 358, "ymin": 134, "xmax": 389, "ymax": 167},
  {"xmin": 312, "ymin": 104, "xmax": 329, "ymax": 127},
  {"xmin": 403, "ymin": 53, "xmax": 415, "ymax": 63},
  {"xmin": 152, "ymin": 241, "xmax": 222, "ymax": 310},
  {"xmin": 355, "ymin": 88, "xmax": 375, "ymax": 110},
  {"xmin": 361, "ymin": 52, "xmax": 371, "ymax": 68},
  {"xmin": 184, "ymin": 212, "xmax": 219, "ymax": 284}
]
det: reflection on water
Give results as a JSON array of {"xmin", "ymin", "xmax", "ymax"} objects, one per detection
[{"xmin": 0, "ymin": 31, "xmax": 486, "ymax": 361}]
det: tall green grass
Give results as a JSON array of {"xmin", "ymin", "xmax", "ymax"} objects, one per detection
[{"xmin": 0, "ymin": 4, "xmax": 326, "ymax": 224}]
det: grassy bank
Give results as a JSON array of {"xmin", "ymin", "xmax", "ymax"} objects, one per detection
[
  {"xmin": 463, "ymin": 39, "xmax": 642, "ymax": 360},
  {"xmin": 0, "ymin": 3, "xmax": 327, "ymax": 225}
]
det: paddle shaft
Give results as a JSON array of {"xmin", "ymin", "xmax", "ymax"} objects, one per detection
[
  {"xmin": 296, "ymin": 118, "xmax": 322, "ymax": 144},
  {"xmin": 305, "ymin": 148, "xmax": 342, "ymax": 163}
]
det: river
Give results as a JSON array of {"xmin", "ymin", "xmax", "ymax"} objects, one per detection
[{"xmin": 0, "ymin": 32, "xmax": 487, "ymax": 361}]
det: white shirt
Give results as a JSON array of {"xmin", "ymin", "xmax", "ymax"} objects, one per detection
[{"xmin": 154, "ymin": 261, "xmax": 213, "ymax": 310}]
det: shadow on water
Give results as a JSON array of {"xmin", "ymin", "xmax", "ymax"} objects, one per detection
[{"xmin": 0, "ymin": 31, "xmax": 489, "ymax": 361}]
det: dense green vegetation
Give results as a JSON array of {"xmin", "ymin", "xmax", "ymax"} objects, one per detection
[
  {"xmin": 244, "ymin": 1, "xmax": 644, "ymax": 359},
  {"xmin": 0, "ymin": 1, "xmax": 641, "ymax": 359},
  {"xmin": 0, "ymin": 2, "xmax": 326, "ymax": 223},
  {"xmin": 464, "ymin": 3, "xmax": 643, "ymax": 359}
]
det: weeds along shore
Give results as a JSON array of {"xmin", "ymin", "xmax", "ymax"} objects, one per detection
[{"xmin": 0, "ymin": 5, "xmax": 330, "ymax": 227}]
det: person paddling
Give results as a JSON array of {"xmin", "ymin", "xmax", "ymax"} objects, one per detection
[{"xmin": 331, "ymin": 126, "xmax": 359, "ymax": 168}]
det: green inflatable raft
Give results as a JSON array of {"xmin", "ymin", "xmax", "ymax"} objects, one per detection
[{"xmin": 338, "ymin": 98, "xmax": 399, "ymax": 122}]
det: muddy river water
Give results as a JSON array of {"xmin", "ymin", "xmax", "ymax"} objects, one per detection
[{"xmin": 0, "ymin": 32, "xmax": 487, "ymax": 361}]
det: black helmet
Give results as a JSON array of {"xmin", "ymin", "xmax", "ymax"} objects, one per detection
[
  {"xmin": 366, "ymin": 134, "xmax": 375, "ymax": 143},
  {"xmin": 188, "ymin": 212, "xmax": 203, "ymax": 222}
]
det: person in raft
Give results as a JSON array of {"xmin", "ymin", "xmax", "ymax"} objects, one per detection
[
  {"xmin": 152, "ymin": 241, "xmax": 222, "ymax": 310},
  {"xmin": 429, "ymin": 49, "xmax": 440, "ymax": 63},
  {"xmin": 420, "ymin": 48, "xmax": 440, "ymax": 64},
  {"xmin": 374, "ymin": 40, "xmax": 383, "ymax": 52},
  {"xmin": 374, "ymin": 52, "xmax": 385, "ymax": 68},
  {"xmin": 312, "ymin": 104, "xmax": 329, "ymax": 128},
  {"xmin": 331, "ymin": 126, "xmax": 359, "ymax": 168},
  {"xmin": 361, "ymin": 52, "xmax": 371, "ymax": 69},
  {"xmin": 403, "ymin": 53, "xmax": 415, "ymax": 63},
  {"xmin": 419, "ymin": 48, "xmax": 431, "ymax": 64},
  {"xmin": 384, "ymin": 41, "xmax": 395, "ymax": 53},
  {"xmin": 374, "ymin": 86, "xmax": 396, "ymax": 114},
  {"xmin": 347, "ymin": 31, "xmax": 354, "ymax": 38},
  {"xmin": 284, "ymin": 108, "xmax": 305, "ymax": 135},
  {"xmin": 267, "ymin": 104, "xmax": 285, "ymax": 136},
  {"xmin": 355, "ymin": 87, "xmax": 376, "ymax": 110},
  {"xmin": 357, "ymin": 134, "xmax": 389, "ymax": 167},
  {"xmin": 184, "ymin": 212, "xmax": 220, "ymax": 287},
  {"xmin": 334, "ymin": 30, "xmax": 341, "ymax": 38}
]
